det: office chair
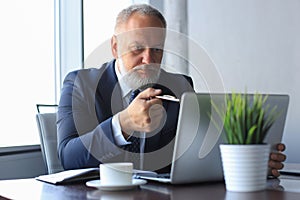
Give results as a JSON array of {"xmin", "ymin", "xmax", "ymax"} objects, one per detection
[{"xmin": 36, "ymin": 104, "xmax": 64, "ymax": 174}]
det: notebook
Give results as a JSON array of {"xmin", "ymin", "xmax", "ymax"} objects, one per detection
[
  {"xmin": 36, "ymin": 167, "xmax": 99, "ymax": 184},
  {"xmin": 137, "ymin": 92, "xmax": 290, "ymax": 184}
]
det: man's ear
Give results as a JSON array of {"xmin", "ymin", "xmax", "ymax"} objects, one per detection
[{"xmin": 111, "ymin": 35, "xmax": 118, "ymax": 59}]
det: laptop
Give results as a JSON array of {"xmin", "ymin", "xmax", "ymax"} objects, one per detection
[{"xmin": 137, "ymin": 92, "xmax": 290, "ymax": 184}]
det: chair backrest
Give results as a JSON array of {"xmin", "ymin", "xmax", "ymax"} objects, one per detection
[{"xmin": 36, "ymin": 112, "xmax": 64, "ymax": 174}]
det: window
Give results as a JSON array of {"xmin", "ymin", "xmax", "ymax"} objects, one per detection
[
  {"xmin": 0, "ymin": 0, "xmax": 140, "ymax": 147},
  {"xmin": 0, "ymin": 1, "xmax": 55, "ymax": 147},
  {"xmin": 83, "ymin": 0, "xmax": 132, "ymax": 63}
]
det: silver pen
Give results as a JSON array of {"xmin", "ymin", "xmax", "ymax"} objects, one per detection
[{"xmin": 155, "ymin": 95, "xmax": 180, "ymax": 102}]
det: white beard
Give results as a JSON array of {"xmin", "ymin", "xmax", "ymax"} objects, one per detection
[{"xmin": 118, "ymin": 59, "xmax": 161, "ymax": 90}]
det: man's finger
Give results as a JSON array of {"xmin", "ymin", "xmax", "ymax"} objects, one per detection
[
  {"xmin": 138, "ymin": 88, "xmax": 162, "ymax": 99},
  {"xmin": 269, "ymin": 160, "xmax": 284, "ymax": 170},
  {"xmin": 271, "ymin": 169, "xmax": 281, "ymax": 177},
  {"xmin": 277, "ymin": 143, "xmax": 286, "ymax": 152},
  {"xmin": 270, "ymin": 152, "xmax": 286, "ymax": 162}
]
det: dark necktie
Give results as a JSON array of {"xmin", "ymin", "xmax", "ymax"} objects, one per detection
[
  {"xmin": 129, "ymin": 89, "xmax": 140, "ymax": 103},
  {"xmin": 128, "ymin": 89, "xmax": 141, "ymax": 153}
]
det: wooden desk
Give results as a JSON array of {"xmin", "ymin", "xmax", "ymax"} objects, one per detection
[{"xmin": 0, "ymin": 177, "xmax": 300, "ymax": 200}]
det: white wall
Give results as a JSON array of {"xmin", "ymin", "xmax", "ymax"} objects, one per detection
[{"xmin": 188, "ymin": 0, "xmax": 300, "ymax": 163}]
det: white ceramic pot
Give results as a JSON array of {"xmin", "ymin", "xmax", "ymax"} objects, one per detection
[{"xmin": 219, "ymin": 144, "xmax": 270, "ymax": 192}]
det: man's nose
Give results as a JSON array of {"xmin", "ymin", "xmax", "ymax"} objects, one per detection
[{"xmin": 141, "ymin": 48, "xmax": 153, "ymax": 64}]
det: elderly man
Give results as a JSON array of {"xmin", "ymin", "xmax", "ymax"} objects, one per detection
[{"xmin": 57, "ymin": 4, "xmax": 285, "ymax": 176}]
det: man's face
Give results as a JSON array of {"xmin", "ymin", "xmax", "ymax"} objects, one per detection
[{"xmin": 111, "ymin": 13, "xmax": 166, "ymax": 89}]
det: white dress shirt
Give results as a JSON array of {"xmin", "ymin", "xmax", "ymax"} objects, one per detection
[{"xmin": 111, "ymin": 63, "xmax": 145, "ymax": 168}]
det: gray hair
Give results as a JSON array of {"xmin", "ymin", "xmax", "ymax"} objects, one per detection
[{"xmin": 114, "ymin": 4, "xmax": 167, "ymax": 33}]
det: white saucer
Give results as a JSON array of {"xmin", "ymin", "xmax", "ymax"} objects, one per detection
[{"xmin": 86, "ymin": 179, "xmax": 147, "ymax": 191}]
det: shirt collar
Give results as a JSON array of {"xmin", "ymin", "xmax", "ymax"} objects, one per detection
[{"xmin": 114, "ymin": 61, "xmax": 131, "ymax": 99}]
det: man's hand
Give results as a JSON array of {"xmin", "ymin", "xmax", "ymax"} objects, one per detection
[
  {"xmin": 269, "ymin": 143, "xmax": 286, "ymax": 177},
  {"xmin": 119, "ymin": 88, "xmax": 165, "ymax": 137}
]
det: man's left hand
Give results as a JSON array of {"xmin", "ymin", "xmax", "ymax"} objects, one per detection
[{"xmin": 269, "ymin": 143, "xmax": 286, "ymax": 177}]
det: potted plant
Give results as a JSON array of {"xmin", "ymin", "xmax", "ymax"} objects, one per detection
[{"xmin": 211, "ymin": 92, "xmax": 279, "ymax": 192}]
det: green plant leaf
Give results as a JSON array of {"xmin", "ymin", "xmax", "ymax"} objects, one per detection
[
  {"xmin": 246, "ymin": 125, "xmax": 257, "ymax": 144},
  {"xmin": 210, "ymin": 91, "xmax": 279, "ymax": 144}
]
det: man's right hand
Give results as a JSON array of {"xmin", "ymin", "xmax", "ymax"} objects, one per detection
[{"xmin": 119, "ymin": 88, "xmax": 165, "ymax": 137}]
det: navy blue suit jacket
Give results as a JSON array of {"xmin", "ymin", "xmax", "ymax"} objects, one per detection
[{"xmin": 57, "ymin": 60, "xmax": 194, "ymax": 172}]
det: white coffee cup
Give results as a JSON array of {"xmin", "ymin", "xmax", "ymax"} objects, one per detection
[{"xmin": 100, "ymin": 162, "xmax": 133, "ymax": 185}]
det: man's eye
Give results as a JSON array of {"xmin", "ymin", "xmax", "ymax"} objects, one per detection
[
  {"xmin": 152, "ymin": 48, "xmax": 163, "ymax": 53},
  {"xmin": 136, "ymin": 45, "xmax": 144, "ymax": 50}
]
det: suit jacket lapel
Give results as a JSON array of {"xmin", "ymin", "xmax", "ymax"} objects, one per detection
[{"xmin": 95, "ymin": 60, "xmax": 123, "ymax": 120}]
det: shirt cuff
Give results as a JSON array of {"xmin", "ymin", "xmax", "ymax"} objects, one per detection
[{"xmin": 112, "ymin": 113, "xmax": 131, "ymax": 146}]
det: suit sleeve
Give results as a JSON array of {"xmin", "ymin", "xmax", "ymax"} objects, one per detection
[{"xmin": 57, "ymin": 71, "xmax": 123, "ymax": 170}]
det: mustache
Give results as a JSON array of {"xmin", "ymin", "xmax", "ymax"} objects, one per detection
[{"xmin": 130, "ymin": 64, "xmax": 160, "ymax": 72}]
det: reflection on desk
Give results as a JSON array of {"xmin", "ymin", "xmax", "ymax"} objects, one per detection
[{"xmin": 0, "ymin": 177, "xmax": 300, "ymax": 200}]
